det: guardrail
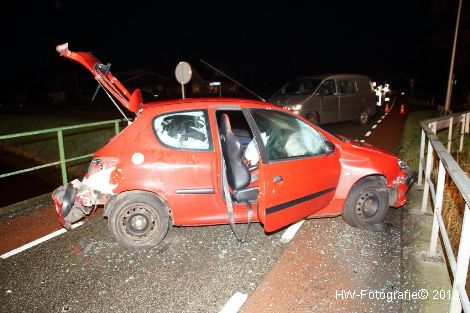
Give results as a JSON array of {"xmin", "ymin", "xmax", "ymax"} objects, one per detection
[
  {"xmin": 417, "ymin": 111, "xmax": 470, "ymax": 313},
  {"xmin": 0, "ymin": 119, "xmax": 123, "ymax": 185}
]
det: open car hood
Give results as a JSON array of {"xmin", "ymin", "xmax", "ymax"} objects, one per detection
[{"xmin": 56, "ymin": 43, "xmax": 143, "ymax": 113}]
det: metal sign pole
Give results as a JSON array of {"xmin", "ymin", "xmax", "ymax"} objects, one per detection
[{"xmin": 444, "ymin": 0, "xmax": 463, "ymax": 115}]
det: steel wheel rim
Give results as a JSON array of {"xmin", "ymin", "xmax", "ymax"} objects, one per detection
[
  {"xmin": 356, "ymin": 192, "xmax": 379, "ymax": 219},
  {"xmin": 119, "ymin": 205, "xmax": 159, "ymax": 240}
]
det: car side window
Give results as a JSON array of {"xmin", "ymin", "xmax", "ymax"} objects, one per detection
[
  {"xmin": 153, "ymin": 110, "xmax": 212, "ymax": 150},
  {"xmin": 338, "ymin": 80, "xmax": 356, "ymax": 94},
  {"xmin": 318, "ymin": 79, "xmax": 336, "ymax": 96},
  {"xmin": 251, "ymin": 110, "xmax": 326, "ymax": 161}
]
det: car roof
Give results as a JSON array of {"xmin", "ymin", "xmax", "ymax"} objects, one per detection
[
  {"xmin": 297, "ymin": 74, "xmax": 371, "ymax": 81},
  {"xmin": 143, "ymin": 97, "xmax": 272, "ymax": 109}
]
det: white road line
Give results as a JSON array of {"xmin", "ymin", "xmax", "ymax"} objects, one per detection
[
  {"xmin": 365, "ymin": 131, "xmax": 372, "ymax": 137},
  {"xmin": 360, "ymin": 139, "xmax": 365, "ymax": 143},
  {"xmin": 281, "ymin": 220, "xmax": 305, "ymax": 243},
  {"xmin": 372, "ymin": 124, "xmax": 377, "ymax": 129},
  {"xmin": 377, "ymin": 119, "xmax": 382, "ymax": 123},
  {"xmin": 219, "ymin": 292, "xmax": 248, "ymax": 313},
  {"xmin": 0, "ymin": 221, "xmax": 84, "ymax": 259},
  {"xmin": 381, "ymin": 115, "xmax": 385, "ymax": 119}
]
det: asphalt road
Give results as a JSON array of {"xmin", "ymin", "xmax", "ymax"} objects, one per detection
[
  {"xmin": 321, "ymin": 95, "xmax": 394, "ymax": 142},
  {"xmin": 0, "ymin": 95, "xmax": 400, "ymax": 313},
  {"xmin": 1, "ymin": 213, "xmax": 287, "ymax": 313}
]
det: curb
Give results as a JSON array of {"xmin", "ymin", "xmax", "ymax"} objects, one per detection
[{"xmin": 400, "ymin": 184, "xmax": 452, "ymax": 312}]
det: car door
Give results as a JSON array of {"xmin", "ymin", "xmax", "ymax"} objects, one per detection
[
  {"xmin": 249, "ymin": 109, "xmax": 341, "ymax": 232},
  {"xmin": 338, "ymin": 79, "xmax": 360, "ymax": 121},
  {"xmin": 317, "ymin": 79, "xmax": 339, "ymax": 124}
]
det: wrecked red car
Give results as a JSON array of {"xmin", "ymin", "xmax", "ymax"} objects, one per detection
[{"xmin": 52, "ymin": 43, "xmax": 413, "ymax": 249}]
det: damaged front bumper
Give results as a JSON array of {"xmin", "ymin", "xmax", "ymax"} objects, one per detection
[
  {"xmin": 52, "ymin": 179, "xmax": 109, "ymax": 229},
  {"xmin": 392, "ymin": 170, "xmax": 416, "ymax": 207}
]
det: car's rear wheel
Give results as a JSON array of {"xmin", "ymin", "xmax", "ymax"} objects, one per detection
[
  {"xmin": 358, "ymin": 108, "xmax": 369, "ymax": 125},
  {"xmin": 108, "ymin": 192, "xmax": 170, "ymax": 249},
  {"xmin": 306, "ymin": 112, "xmax": 319, "ymax": 125},
  {"xmin": 342, "ymin": 177, "xmax": 389, "ymax": 228}
]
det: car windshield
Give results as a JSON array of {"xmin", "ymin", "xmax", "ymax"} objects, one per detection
[{"xmin": 277, "ymin": 79, "xmax": 322, "ymax": 95}]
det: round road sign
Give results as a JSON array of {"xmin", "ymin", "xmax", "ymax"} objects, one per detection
[{"xmin": 175, "ymin": 61, "xmax": 192, "ymax": 84}]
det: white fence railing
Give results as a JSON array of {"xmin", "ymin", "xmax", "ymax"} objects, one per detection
[{"xmin": 418, "ymin": 111, "xmax": 470, "ymax": 313}]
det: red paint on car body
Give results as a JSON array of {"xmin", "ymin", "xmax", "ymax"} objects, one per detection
[{"xmin": 52, "ymin": 44, "xmax": 412, "ymax": 241}]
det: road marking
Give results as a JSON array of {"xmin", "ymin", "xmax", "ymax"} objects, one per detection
[
  {"xmin": 381, "ymin": 115, "xmax": 385, "ymax": 119},
  {"xmin": 377, "ymin": 119, "xmax": 382, "ymax": 123},
  {"xmin": 365, "ymin": 131, "xmax": 372, "ymax": 137},
  {"xmin": 372, "ymin": 124, "xmax": 377, "ymax": 129},
  {"xmin": 360, "ymin": 139, "xmax": 365, "ymax": 143},
  {"xmin": 219, "ymin": 292, "xmax": 248, "ymax": 313},
  {"xmin": 0, "ymin": 221, "xmax": 84, "ymax": 259},
  {"xmin": 281, "ymin": 220, "xmax": 305, "ymax": 243}
]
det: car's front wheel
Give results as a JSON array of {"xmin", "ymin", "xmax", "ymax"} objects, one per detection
[
  {"xmin": 342, "ymin": 177, "xmax": 389, "ymax": 229},
  {"xmin": 108, "ymin": 192, "xmax": 170, "ymax": 249}
]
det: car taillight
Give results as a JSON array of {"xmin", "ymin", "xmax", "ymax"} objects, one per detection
[{"xmin": 87, "ymin": 157, "xmax": 119, "ymax": 175}]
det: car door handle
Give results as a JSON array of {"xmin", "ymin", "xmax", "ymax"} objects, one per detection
[{"xmin": 273, "ymin": 176, "xmax": 283, "ymax": 183}]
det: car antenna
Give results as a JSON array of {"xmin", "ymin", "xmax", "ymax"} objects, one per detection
[{"xmin": 200, "ymin": 59, "xmax": 266, "ymax": 102}]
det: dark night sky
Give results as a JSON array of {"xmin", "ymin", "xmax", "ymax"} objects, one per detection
[{"xmin": 1, "ymin": 0, "xmax": 466, "ymax": 100}]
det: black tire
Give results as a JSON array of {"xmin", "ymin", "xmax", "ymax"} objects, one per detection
[
  {"xmin": 358, "ymin": 108, "xmax": 369, "ymax": 125},
  {"xmin": 108, "ymin": 192, "xmax": 170, "ymax": 249},
  {"xmin": 342, "ymin": 177, "xmax": 389, "ymax": 228},
  {"xmin": 306, "ymin": 112, "xmax": 319, "ymax": 125}
]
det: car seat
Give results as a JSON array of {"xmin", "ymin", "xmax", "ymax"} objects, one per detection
[{"xmin": 220, "ymin": 114, "xmax": 259, "ymax": 202}]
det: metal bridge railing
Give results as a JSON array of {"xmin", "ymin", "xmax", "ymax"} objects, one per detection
[
  {"xmin": 0, "ymin": 119, "xmax": 123, "ymax": 185},
  {"xmin": 417, "ymin": 111, "xmax": 470, "ymax": 313}
]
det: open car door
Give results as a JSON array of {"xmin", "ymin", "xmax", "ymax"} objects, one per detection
[
  {"xmin": 56, "ymin": 43, "xmax": 143, "ymax": 113},
  {"xmin": 250, "ymin": 109, "xmax": 341, "ymax": 232}
]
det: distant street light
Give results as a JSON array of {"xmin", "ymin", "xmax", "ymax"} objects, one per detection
[{"xmin": 444, "ymin": 0, "xmax": 463, "ymax": 115}]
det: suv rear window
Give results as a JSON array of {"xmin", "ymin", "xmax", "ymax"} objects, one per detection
[{"xmin": 153, "ymin": 110, "xmax": 213, "ymax": 150}]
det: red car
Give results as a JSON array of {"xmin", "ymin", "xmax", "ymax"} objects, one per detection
[{"xmin": 52, "ymin": 43, "xmax": 413, "ymax": 249}]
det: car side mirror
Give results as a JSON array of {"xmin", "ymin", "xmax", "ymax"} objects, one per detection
[{"xmin": 325, "ymin": 141, "xmax": 336, "ymax": 155}]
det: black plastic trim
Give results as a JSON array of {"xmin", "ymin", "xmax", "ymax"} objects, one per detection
[{"xmin": 266, "ymin": 187, "xmax": 336, "ymax": 215}]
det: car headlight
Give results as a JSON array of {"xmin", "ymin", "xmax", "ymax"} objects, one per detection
[
  {"xmin": 283, "ymin": 104, "xmax": 302, "ymax": 111},
  {"xmin": 398, "ymin": 158, "xmax": 409, "ymax": 170}
]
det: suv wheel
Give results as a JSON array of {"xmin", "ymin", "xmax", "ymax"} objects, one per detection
[{"xmin": 358, "ymin": 108, "xmax": 369, "ymax": 125}]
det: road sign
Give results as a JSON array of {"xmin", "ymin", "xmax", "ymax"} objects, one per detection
[{"xmin": 175, "ymin": 61, "xmax": 192, "ymax": 99}]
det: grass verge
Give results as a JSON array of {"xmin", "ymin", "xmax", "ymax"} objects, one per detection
[{"xmin": 399, "ymin": 110, "xmax": 437, "ymax": 171}]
